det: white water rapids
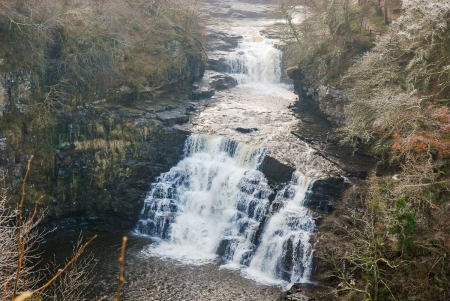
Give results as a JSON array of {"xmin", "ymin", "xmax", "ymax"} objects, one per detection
[
  {"xmin": 135, "ymin": 135, "xmax": 315, "ymax": 287},
  {"xmin": 135, "ymin": 12, "xmax": 319, "ymax": 288},
  {"xmin": 226, "ymin": 35, "xmax": 283, "ymax": 85}
]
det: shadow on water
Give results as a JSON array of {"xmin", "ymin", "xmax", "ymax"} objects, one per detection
[{"xmin": 37, "ymin": 231, "xmax": 283, "ymax": 300}]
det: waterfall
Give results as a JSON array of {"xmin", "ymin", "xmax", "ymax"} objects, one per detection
[
  {"xmin": 225, "ymin": 35, "xmax": 283, "ymax": 85},
  {"xmin": 135, "ymin": 134, "xmax": 316, "ymax": 287}
]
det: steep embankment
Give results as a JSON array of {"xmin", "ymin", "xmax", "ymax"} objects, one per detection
[
  {"xmin": 0, "ymin": 0, "xmax": 205, "ymax": 231},
  {"xmin": 283, "ymin": 0, "xmax": 450, "ymax": 300}
]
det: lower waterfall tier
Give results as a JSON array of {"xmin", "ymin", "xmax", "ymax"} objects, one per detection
[{"xmin": 135, "ymin": 134, "xmax": 316, "ymax": 287}]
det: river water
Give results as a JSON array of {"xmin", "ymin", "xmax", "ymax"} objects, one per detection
[
  {"xmin": 40, "ymin": 2, "xmax": 320, "ymax": 300},
  {"xmin": 133, "ymin": 0, "xmax": 317, "ymax": 294}
]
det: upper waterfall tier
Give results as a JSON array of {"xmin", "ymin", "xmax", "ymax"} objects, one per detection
[
  {"xmin": 225, "ymin": 36, "xmax": 283, "ymax": 84},
  {"xmin": 135, "ymin": 134, "xmax": 316, "ymax": 287},
  {"xmin": 178, "ymin": 18, "xmax": 342, "ymax": 179}
]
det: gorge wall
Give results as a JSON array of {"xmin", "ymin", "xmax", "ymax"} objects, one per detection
[{"xmin": 0, "ymin": 54, "xmax": 205, "ymax": 233}]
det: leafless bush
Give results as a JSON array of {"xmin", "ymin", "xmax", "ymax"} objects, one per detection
[
  {"xmin": 342, "ymin": 0, "xmax": 450, "ymax": 155},
  {"xmin": 0, "ymin": 157, "xmax": 97, "ymax": 301},
  {"xmin": 0, "ymin": 185, "xmax": 45, "ymax": 301},
  {"xmin": 0, "ymin": 0, "xmax": 206, "ymax": 131},
  {"xmin": 279, "ymin": 0, "xmax": 375, "ymax": 83},
  {"xmin": 44, "ymin": 238, "xmax": 96, "ymax": 301}
]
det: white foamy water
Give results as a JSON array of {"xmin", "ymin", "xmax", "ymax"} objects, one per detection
[
  {"xmin": 226, "ymin": 35, "xmax": 283, "ymax": 85},
  {"xmin": 246, "ymin": 171, "xmax": 315, "ymax": 284},
  {"xmin": 179, "ymin": 16, "xmax": 340, "ymax": 178},
  {"xmin": 133, "ymin": 2, "xmax": 331, "ymax": 288},
  {"xmin": 135, "ymin": 135, "xmax": 316, "ymax": 288}
]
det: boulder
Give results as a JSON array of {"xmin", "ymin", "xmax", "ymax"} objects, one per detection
[
  {"xmin": 156, "ymin": 110, "xmax": 190, "ymax": 126},
  {"xmin": 235, "ymin": 127, "xmax": 258, "ymax": 133},
  {"xmin": 304, "ymin": 177, "xmax": 346, "ymax": 213},
  {"xmin": 205, "ymin": 30, "xmax": 242, "ymax": 52},
  {"xmin": 260, "ymin": 156, "xmax": 296, "ymax": 185},
  {"xmin": 207, "ymin": 53, "xmax": 231, "ymax": 72},
  {"xmin": 192, "ymin": 71, "xmax": 238, "ymax": 100}
]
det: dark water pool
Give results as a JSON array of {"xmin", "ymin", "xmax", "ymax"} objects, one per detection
[{"xmin": 38, "ymin": 232, "xmax": 283, "ymax": 300}]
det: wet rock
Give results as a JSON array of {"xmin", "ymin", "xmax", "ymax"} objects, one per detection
[
  {"xmin": 192, "ymin": 71, "xmax": 237, "ymax": 100},
  {"xmin": 304, "ymin": 177, "xmax": 346, "ymax": 213},
  {"xmin": 288, "ymin": 67, "xmax": 348, "ymax": 126},
  {"xmin": 185, "ymin": 104, "xmax": 197, "ymax": 113},
  {"xmin": 260, "ymin": 29, "xmax": 282, "ymax": 39},
  {"xmin": 278, "ymin": 237, "xmax": 295, "ymax": 281},
  {"xmin": 205, "ymin": 29, "xmax": 242, "ymax": 52},
  {"xmin": 260, "ymin": 156, "xmax": 296, "ymax": 185},
  {"xmin": 156, "ymin": 110, "xmax": 190, "ymax": 126},
  {"xmin": 207, "ymin": 54, "xmax": 230, "ymax": 72},
  {"xmin": 252, "ymin": 215, "xmax": 270, "ymax": 247},
  {"xmin": 216, "ymin": 237, "xmax": 239, "ymax": 257},
  {"xmin": 206, "ymin": 71, "xmax": 238, "ymax": 90},
  {"xmin": 271, "ymin": 200, "xmax": 284, "ymax": 213},
  {"xmin": 192, "ymin": 86, "xmax": 215, "ymax": 100},
  {"xmin": 235, "ymin": 127, "xmax": 258, "ymax": 133}
]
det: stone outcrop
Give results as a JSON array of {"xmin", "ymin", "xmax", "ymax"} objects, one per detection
[
  {"xmin": 287, "ymin": 66, "xmax": 348, "ymax": 126},
  {"xmin": 204, "ymin": 0, "xmax": 270, "ymax": 19},
  {"xmin": 317, "ymin": 85, "xmax": 347, "ymax": 126},
  {"xmin": 0, "ymin": 99, "xmax": 193, "ymax": 232},
  {"xmin": 192, "ymin": 70, "xmax": 238, "ymax": 99},
  {"xmin": 304, "ymin": 177, "xmax": 346, "ymax": 213},
  {"xmin": 260, "ymin": 156, "xmax": 296, "ymax": 185},
  {"xmin": 205, "ymin": 30, "xmax": 242, "ymax": 52}
]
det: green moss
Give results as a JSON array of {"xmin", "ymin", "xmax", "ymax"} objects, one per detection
[{"xmin": 389, "ymin": 197, "xmax": 417, "ymax": 254}]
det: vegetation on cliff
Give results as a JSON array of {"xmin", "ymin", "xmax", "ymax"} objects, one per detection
[
  {"xmin": 282, "ymin": 0, "xmax": 450, "ymax": 300},
  {"xmin": 0, "ymin": 0, "xmax": 205, "ymax": 224},
  {"xmin": 0, "ymin": 0, "xmax": 205, "ymax": 129},
  {"xmin": 280, "ymin": 0, "xmax": 393, "ymax": 84}
]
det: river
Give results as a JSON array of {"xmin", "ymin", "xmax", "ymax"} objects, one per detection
[{"xmin": 40, "ymin": 1, "xmax": 318, "ymax": 300}]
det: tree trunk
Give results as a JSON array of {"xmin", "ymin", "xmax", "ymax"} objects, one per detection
[
  {"xmin": 384, "ymin": 0, "xmax": 388, "ymax": 24},
  {"xmin": 344, "ymin": 0, "xmax": 352, "ymax": 39}
]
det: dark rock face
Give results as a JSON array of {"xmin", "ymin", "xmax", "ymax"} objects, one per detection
[
  {"xmin": 0, "ymin": 99, "xmax": 192, "ymax": 232},
  {"xmin": 287, "ymin": 66, "xmax": 347, "ymax": 126},
  {"xmin": 207, "ymin": 53, "xmax": 230, "ymax": 73},
  {"xmin": 316, "ymin": 85, "xmax": 347, "ymax": 126},
  {"xmin": 260, "ymin": 156, "xmax": 296, "ymax": 185},
  {"xmin": 205, "ymin": 28, "xmax": 242, "ymax": 73},
  {"xmin": 235, "ymin": 127, "xmax": 258, "ymax": 133},
  {"xmin": 304, "ymin": 178, "xmax": 346, "ymax": 213},
  {"xmin": 216, "ymin": 237, "xmax": 239, "ymax": 259},
  {"xmin": 192, "ymin": 70, "xmax": 238, "ymax": 99},
  {"xmin": 205, "ymin": 29, "xmax": 242, "ymax": 52}
]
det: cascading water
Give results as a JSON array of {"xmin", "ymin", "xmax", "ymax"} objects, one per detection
[
  {"xmin": 225, "ymin": 35, "xmax": 283, "ymax": 85},
  {"xmin": 135, "ymin": 134, "xmax": 316, "ymax": 287}
]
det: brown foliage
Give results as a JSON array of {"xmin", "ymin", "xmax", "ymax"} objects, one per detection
[
  {"xmin": 392, "ymin": 106, "xmax": 450, "ymax": 159},
  {"xmin": 0, "ymin": 0, "xmax": 205, "ymax": 122}
]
